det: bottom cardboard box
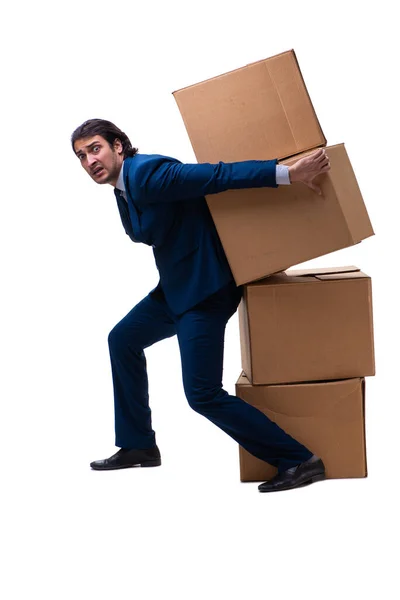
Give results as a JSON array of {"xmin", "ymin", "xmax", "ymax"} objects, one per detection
[{"xmin": 235, "ymin": 374, "xmax": 367, "ymax": 482}]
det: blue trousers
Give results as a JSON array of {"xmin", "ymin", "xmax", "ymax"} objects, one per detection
[{"xmin": 108, "ymin": 281, "xmax": 313, "ymax": 471}]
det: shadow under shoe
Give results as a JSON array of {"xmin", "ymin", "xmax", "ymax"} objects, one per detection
[
  {"xmin": 258, "ymin": 455, "xmax": 325, "ymax": 493},
  {"xmin": 90, "ymin": 445, "xmax": 161, "ymax": 471}
]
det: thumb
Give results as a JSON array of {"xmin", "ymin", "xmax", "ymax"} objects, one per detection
[{"xmin": 307, "ymin": 181, "xmax": 321, "ymax": 195}]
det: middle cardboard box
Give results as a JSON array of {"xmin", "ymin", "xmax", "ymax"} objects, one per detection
[{"xmin": 238, "ymin": 266, "xmax": 375, "ymax": 385}]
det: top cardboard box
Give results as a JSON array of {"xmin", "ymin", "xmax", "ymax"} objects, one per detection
[
  {"xmin": 173, "ymin": 50, "xmax": 327, "ymax": 163},
  {"xmin": 173, "ymin": 50, "xmax": 374, "ymax": 284}
]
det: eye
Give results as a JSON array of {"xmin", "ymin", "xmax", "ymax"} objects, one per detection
[
  {"xmin": 93, "ymin": 145, "xmax": 100, "ymax": 152},
  {"xmin": 77, "ymin": 154, "xmax": 85, "ymax": 161}
]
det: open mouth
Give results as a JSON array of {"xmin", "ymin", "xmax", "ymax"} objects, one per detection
[{"xmin": 93, "ymin": 167, "xmax": 105, "ymax": 177}]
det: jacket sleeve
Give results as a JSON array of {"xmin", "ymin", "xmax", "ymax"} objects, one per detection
[{"xmin": 130, "ymin": 156, "xmax": 278, "ymax": 203}]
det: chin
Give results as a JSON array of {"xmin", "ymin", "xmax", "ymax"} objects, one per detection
[{"xmin": 93, "ymin": 175, "xmax": 111, "ymax": 185}]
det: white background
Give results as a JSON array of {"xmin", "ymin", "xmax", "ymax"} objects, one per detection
[{"xmin": 1, "ymin": 1, "xmax": 399, "ymax": 598}]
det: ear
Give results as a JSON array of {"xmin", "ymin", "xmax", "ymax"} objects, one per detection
[{"xmin": 113, "ymin": 138, "xmax": 124, "ymax": 155}]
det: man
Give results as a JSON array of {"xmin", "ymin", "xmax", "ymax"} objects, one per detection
[{"xmin": 72, "ymin": 118, "xmax": 330, "ymax": 492}]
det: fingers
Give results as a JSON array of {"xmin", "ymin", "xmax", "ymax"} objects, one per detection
[
  {"xmin": 311, "ymin": 162, "xmax": 330, "ymax": 180},
  {"xmin": 310, "ymin": 149, "xmax": 324, "ymax": 160},
  {"xmin": 314, "ymin": 149, "xmax": 328, "ymax": 164},
  {"xmin": 308, "ymin": 156, "xmax": 330, "ymax": 176},
  {"xmin": 311, "ymin": 148, "xmax": 325, "ymax": 159},
  {"xmin": 291, "ymin": 148, "xmax": 330, "ymax": 186},
  {"xmin": 314, "ymin": 150, "xmax": 330, "ymax": 171},
  {"xmin": 318, "ymin": 160, "xmax": 330, "ymax": 172},
  {"xmin": 304, "ymin": 150, "xmax": 329, "ymax": 173}
]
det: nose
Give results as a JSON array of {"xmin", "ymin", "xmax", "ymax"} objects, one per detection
[{"xmin": 87, "ymin": 154, "xmax": 98, "ymax": 167}]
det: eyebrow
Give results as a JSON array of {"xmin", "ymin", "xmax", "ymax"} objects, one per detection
[{"xmin": 76, "ymin": 141, "xmax": 102, "ymax": 155}]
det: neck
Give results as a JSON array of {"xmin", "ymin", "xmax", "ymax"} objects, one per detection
[{"xmin": 111, "ymin": 162, "xmax": 124, "ymax": 188}]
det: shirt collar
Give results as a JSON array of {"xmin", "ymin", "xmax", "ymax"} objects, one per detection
[{"xmin": 115, "ymin": 162, "xmax": 126, "ymax": 192}]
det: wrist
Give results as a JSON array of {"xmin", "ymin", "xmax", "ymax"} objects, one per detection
[{"xmin": 288, "ymin": 165, "xmax": 296, "ymax": 183}]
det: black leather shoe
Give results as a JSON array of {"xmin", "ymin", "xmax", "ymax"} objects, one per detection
[
  {"xmin": 258, "ymin": 455, "xmax": 325, "ymax": 493},
  {"xmin": 90, "ymin": 445, "xmax": 161, "ymax": 470}
]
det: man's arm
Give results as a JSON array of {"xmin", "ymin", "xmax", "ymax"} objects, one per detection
[
  {"xmin": 130, "ymin": 156, "xmax": 278, "ymax": 203},
  {"xmin": 130, "ymin": 149, "xmax": 330, "ymax": 203}
]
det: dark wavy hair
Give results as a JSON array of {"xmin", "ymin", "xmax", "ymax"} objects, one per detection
[{"xmin": 71, "ymin": 119, "xmax": 138, "ymax": 158}]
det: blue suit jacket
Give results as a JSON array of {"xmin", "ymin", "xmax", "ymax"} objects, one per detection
[{"xmin": 114, "ymin": 154, "xmax": 278, "ymax": 315}]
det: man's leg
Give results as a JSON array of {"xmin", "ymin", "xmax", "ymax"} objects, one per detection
[
  {"xmin": 176, "ymin": 282, "xmax": 313, "ymax": 472},
  {"xmin": 107, "ymin": 290, "xmax": 176, "ymax": 450}
]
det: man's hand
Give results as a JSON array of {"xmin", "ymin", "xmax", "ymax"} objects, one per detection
[{"xmin": 288, "ymin": 148, "xmax": 331, "ymax": 195}]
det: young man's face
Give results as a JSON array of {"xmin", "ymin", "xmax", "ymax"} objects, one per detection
[{"xmin": 74, "ymin": 135, "xmax": 124, "ymax": 187}]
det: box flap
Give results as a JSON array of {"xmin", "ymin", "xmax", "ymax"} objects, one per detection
[
  {"xmin": 315, "ymin": 271, "xmax": 368, "ymax": 280},
  {"xmin": 236, "ymin": 371, "xmax": 251, "ymax": 387},
  {"xmin": 285, "ymin": 266, "xmax": 360, "ymax": 277}
]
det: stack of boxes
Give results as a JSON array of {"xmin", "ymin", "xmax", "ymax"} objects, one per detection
[
  {"xmin": 236, "ymin": 267, "xmax": 374, "ymax": 481},
  {"xmin": 173, "ymin": 50, "xmax": 375, "ymax": 481}
]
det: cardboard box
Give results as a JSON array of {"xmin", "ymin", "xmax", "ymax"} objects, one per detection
[
  {"xmin": 173, "ymin": 50, "xmax": 326, "ymax": 163},
  {"xmin": 235, "ymin": 374, "xmax": 367, "ymax": 482},
  {"xmin": 239, "ymin": 266, "xmax": 375, "ymax": 385},
  {"xmin": 206, "ymin": 144, "xmax": 374, "ymax": 285},
  {"xmin": 174, "ymin": 52, "xmax": 374, "ymax": 284}
]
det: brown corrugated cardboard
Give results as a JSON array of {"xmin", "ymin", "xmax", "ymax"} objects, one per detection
[
  {"xmin": 173, "ymin": 51, "xmax": 374, "ymax": 285},
  {"xmin": 239, "ymin": 266, "xmax": 375, "ymax": 385},
  {"xmin": 235, "ymin": 374, "xmax": 367, "ymax": 482},
  {"xmin": 173, "ymin": 50, "xmax": 326, "ymax": 163},
  {"xmin": 206, "ymin": 144, "xmax": 374, "ymax": 285}
]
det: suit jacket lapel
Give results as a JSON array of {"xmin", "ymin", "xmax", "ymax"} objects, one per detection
[
  {"xmin": 122, "ymin": 158, "xmax": 142, "ymax": 238},
  {"xmin": 114, "ymin": 188, "xmax": 138, "ymax": 242}
]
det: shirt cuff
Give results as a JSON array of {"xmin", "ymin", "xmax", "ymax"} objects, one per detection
[{"xmin": 276, "ymin": 165, "xmax": 290, "ymax": 185}]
